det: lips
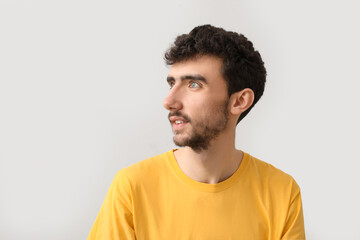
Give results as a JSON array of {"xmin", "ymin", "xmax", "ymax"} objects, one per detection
[
  {"xmin": 169, "ymin": 116, "xmax": 188, "ymax": 124},
  {"xmin": 168, "ymin": 112, "xmax": 191, "ymax": 123},
  {"xmin": 168, "ymin": 113, "xmax": 190, "ymax": 131}
]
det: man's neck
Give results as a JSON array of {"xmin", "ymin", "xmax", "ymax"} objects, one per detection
[{"xmin": 173, "ymin": 134, "xmax": 243, "ymax": 184}]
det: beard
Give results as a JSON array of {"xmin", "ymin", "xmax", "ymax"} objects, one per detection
[{"xmin": 169, "ymin": 99, "xmax": 229, "ymax": 152}]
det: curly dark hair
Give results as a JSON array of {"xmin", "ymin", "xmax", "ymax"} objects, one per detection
[{"xmin": 164, "ymin": 24, "xmax": 266, "ymax": 124}]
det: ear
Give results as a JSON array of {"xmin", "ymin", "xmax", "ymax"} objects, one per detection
[{"xmin": 228, "ymin": 88, "xmax": 255, "ymax": 116}]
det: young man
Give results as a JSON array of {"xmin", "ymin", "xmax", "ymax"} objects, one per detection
[{"xmin": 88, "ymin": 25, "xmax": 305, "ymax": 239}]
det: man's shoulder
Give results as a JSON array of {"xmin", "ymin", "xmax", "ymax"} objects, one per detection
[
  {"xmin": 247, "ymin": 153, "xmax": 299, "ymax": 190},
  {"xmin": 113, "ymin": 150, "xmax": 171, "ymax": 184}
]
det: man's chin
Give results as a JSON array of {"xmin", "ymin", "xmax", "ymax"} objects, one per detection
[{"xmin": 173, "ymin": 136, "xmax": 187, "ymax": 147}]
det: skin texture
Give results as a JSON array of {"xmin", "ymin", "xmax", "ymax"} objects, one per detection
[{"xmin": 163, "ymin": 55, "xmax": 255, "ymax": 184}]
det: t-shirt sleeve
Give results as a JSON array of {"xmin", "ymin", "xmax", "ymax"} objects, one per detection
[
  {"xmin": 87, "ymin": 170, "xmax": 136, "ymax": 240},
  {"xmin": 281, "ymin": 180, "xmax": 306, "ymax": 240}
]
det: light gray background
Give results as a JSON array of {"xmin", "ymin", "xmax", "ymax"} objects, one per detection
[{"xmin": 1, "ymin": 0, "xmax": 359, "ymax": 239}]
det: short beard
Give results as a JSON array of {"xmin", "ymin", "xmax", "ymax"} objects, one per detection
[{"xmin": 173, "ymin": 99, "xmax": 229, "ymax": 153}]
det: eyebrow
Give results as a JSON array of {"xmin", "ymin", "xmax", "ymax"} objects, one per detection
[{"xmin": 166, "ymin": 74, "xmax": 207, "ymax": 84}]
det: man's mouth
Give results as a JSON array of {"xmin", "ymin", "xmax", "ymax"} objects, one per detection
[
  {"xmin": 169, "ymin": 112, "xmax": 191, "ymax": 122},
  {"xmin": 170, "ymin": 118, "xmax": 188, "ymax": 125},
  {"xmin": 175, "ymin": 120, "xmax": 185, "ymax": 124},
  {"xmin": 169, "ymin": 115, "xmax": 190, "ymax": 131},
  {"xmin": 172, "ymin": 120, "xmax": 188, "ymax": 131}
]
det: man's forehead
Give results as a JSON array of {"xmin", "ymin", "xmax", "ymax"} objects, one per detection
[{"xmin": 168, "ymin": 55, "xmax": 223, "ymax": 80}]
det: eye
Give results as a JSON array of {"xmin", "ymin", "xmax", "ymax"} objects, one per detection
[
  {"xmin": 188, "ymin": 81, "xmax": 200, "ymax": 88},
  {"xmin": 168, "ymin": 81, "xmax": 175, "ymax": 89}
]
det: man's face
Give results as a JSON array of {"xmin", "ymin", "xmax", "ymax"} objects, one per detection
[{"xmin": 163, "ymin": 55, "xmax": 230, "ymax": 152}]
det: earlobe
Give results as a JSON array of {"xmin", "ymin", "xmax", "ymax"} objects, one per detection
[{"xmin": 229, "ymin": 88, "xmax": 255, "ymax": 115}]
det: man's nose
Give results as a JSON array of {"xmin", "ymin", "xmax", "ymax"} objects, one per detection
[{"xmin": 162, "ymin": 87, "xmax": 183, "ymax": 111}]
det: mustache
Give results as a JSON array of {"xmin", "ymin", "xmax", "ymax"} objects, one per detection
[{"xmin": 168, "ymin": 111, "xmax": 191, "ymax": 123}]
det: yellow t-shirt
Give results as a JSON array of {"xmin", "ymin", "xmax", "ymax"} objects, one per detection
[{"xmin": 88, "ymin": 149, "xmax": 305, "ymax": 240}]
